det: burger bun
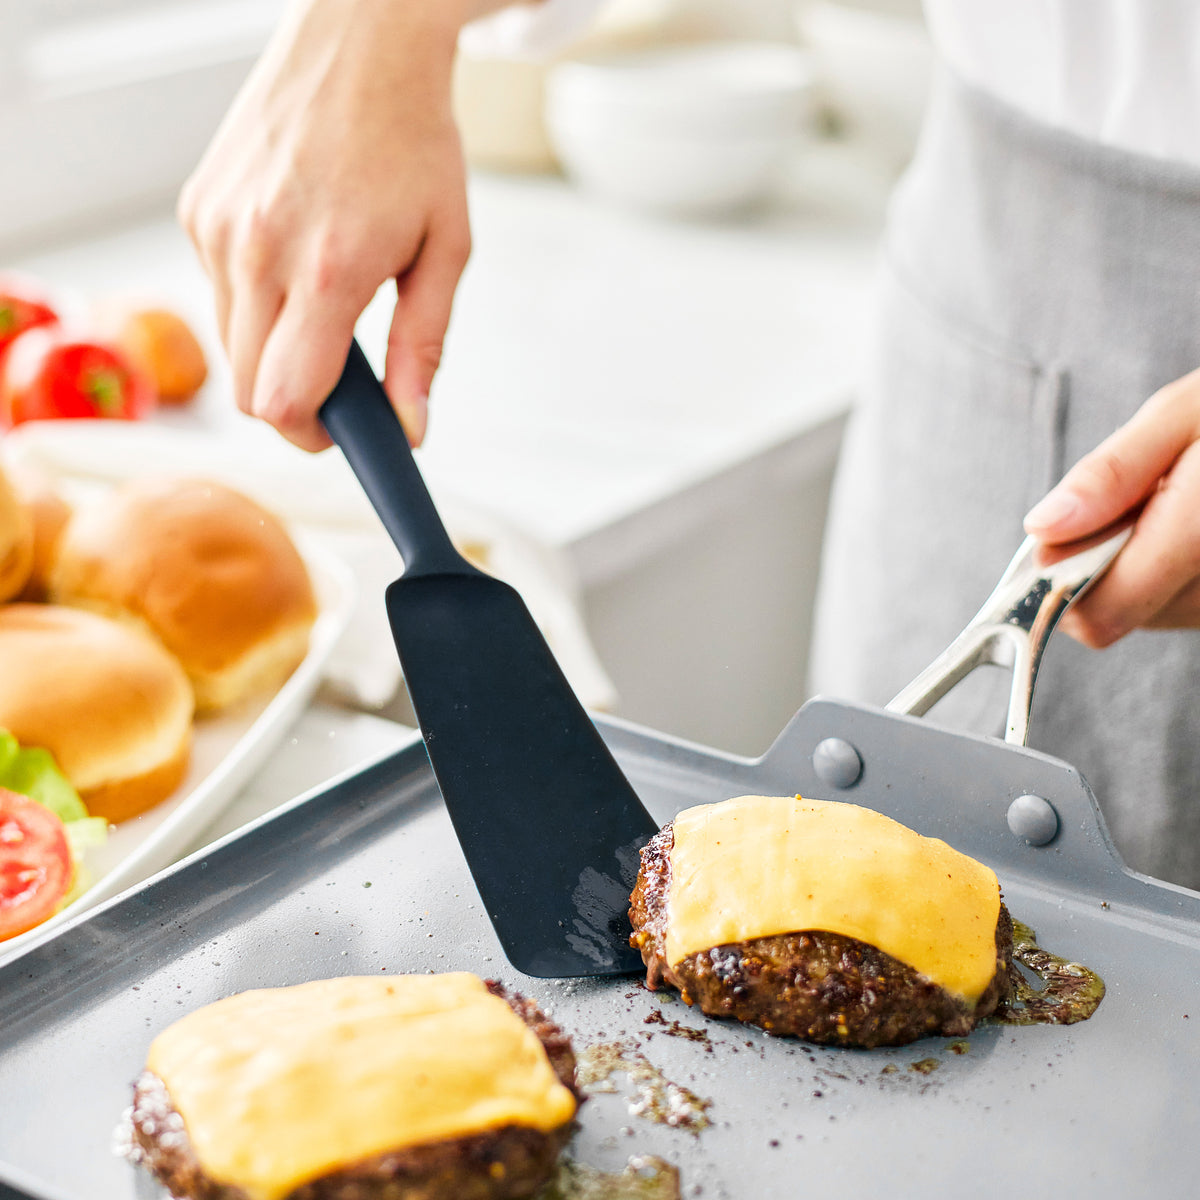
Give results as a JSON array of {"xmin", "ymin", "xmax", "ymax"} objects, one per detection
[
  {"xmin": 0, "ymin": 604, "xmax": 193, "ymax": 823},
  {"xmin": 50, "ymin": 477, "xmax": 318, "ymax": 713}
]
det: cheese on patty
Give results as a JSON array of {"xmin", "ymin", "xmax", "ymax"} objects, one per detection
[
  {"xmin": 146, "ymin": 973, "xmax": 577, "ymax": 1200},
  {"xmin": 665, "ymin": 795, "xmax": 1001, "ymax": 1002}
]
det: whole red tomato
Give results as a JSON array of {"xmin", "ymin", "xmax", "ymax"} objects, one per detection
[
  {"xmin": 0, "ymin": 275, "xmax": 60, "ymax": 359},
  {"xmin": 0, "ymin": 326, "xmax": 155, "ymax": 428}
]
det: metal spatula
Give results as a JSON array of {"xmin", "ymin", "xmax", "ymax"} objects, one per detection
[
  {"xmin": 887, "ymin": 518, "xmax": 1136, "ymax": 744},
  {"xmin": 320, "ymin": 341, "xmax": 657, "ymax": 978}
]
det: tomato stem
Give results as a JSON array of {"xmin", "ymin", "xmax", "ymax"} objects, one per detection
[{"xmin": 86, "ymin": 368, "xmax": 125, "ymax": 415}]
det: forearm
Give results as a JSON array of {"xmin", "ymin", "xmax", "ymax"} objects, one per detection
[
  {"xmin": 264, "ymin": 0, "xmax": 518, "ymax": 87},
  {"xmin": 281, "ymin": 0, "xmax": 541, "ymax": 49}
]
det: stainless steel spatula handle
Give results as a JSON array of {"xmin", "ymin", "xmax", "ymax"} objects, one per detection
[{"xmin": 887, "ymin": 519, "xmax": 1134, "ymax": 745}]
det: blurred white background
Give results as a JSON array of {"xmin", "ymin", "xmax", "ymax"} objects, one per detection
[
  {"xmin": 0, "ymin": 0, "xmax": 286, "ymax": 252},
  {"xmin": 2, "ymin": 0, "xmax": 933, "ymax": 754},
  {"xmin": 2, "ymin": 0, "xmax": 931, "ymax": 251}
]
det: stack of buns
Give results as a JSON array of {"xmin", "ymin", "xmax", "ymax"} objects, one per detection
[{"xmin": 0, "ymin": 464, "xmax": 318, "ymax": 823}]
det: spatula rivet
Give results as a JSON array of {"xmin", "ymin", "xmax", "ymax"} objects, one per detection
[
  {"xmin": 1007, "ymin": 794, "xmax": 1058, "ymax": 846},
  {"xmin": 813, "ymin": 738, "xmax": 863, "ymax": 789}
]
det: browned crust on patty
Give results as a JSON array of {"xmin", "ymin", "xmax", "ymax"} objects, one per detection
[
  {"xmin": 126, "ymin": 982, "xmax": 581, "ymax": 1200},
  {"xmin": 629, "ymin": 824, "xmax": 1013, "ymax": 1048}
]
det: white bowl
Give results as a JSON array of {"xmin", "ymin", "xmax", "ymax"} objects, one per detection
[
  {"xmin": 795, "ymin": 0, "xmax": 934, "ymax": 167},
  {"xmin": 453, "ymin": 53, "xmax": 558, "ymax": 173},
  {"xmin": 545, "ymin": 42, "xmax": 815, "ymax": 217}
]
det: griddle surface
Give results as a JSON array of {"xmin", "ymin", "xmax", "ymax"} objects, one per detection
[{"xmin": 2, "ymin": 703, "xmax": 1197, "ymax": 1199}]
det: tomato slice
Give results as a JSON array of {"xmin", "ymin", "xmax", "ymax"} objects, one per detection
[{"xmin": 0, "ymin": 787, "xmax": 72, "ymax": 941}]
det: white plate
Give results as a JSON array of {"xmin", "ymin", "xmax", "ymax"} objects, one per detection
[{"xmin": 0, "ymin": 540, "xmax": 357, "ymax": 965}]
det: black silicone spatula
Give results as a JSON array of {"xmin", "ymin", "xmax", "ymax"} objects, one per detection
[{"xmin": 320, "ymin": 341, "xmax": 657, "ymax": 977}]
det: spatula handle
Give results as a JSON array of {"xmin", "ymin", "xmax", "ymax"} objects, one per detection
[
  {"xmin": 320, "ymin": 340, "xmax": 475, "ymax": 577},
  {"xmin": 886, "ymin": 518, "xmax": 1134, "ymax": 745}
]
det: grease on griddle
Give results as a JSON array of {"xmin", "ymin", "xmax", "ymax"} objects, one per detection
[
  {"xmin": 537, "ymin": 1156, "xmax": 681, "ymax": 1200},
  {"xmin": 991, "ymin": 920, "xmax": 1105, "ymax": 1026},
  {"xmin": 578, "ymin": 1042, "xmax": 711, "ymax": 1134},
  {"xmin": 642, "ymin": 1011, "xmax": 712, "ymax": 1048}
]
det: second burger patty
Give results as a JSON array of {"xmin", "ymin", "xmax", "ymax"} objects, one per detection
[
  {"xmin": 125, "ymin": 983, "xmax": 582, "ymax": 1200},
  {"xmin": 630, "ymin": 825, "xmax": 1013, "ymax": 1048}
]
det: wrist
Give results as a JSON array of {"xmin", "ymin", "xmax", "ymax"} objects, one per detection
[
  {"xmin": 453, "ymin": 0, "xmax": 536, "ymax": 24},
  {"xmin": 309, "ymin": 0, "xmax": 473, "ymax": 91},
  {"xmin": 286, "ymin": 0, "xmax": 531, "ymax": 62},
  {"xmin": 370, "ymin": 0, "xmax": 527, "ymax": 40}
]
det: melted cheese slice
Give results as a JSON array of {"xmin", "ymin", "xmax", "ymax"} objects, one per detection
[
  {"xmin": 665, "ymin": 795, "xmax": 1001, "ymax": 1001},
  {"xmin": 146, "ymin": 974, "xmax": 577, "ymax": 1200}
]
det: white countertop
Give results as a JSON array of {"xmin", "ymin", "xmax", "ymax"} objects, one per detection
[{"xmin": 13, "ymin": 150, "xmax": 884, "ymax": 564}]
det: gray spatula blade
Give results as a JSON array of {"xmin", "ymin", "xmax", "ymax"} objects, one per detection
[
  {"xmin": 321, "ymin": 341, "xmax": 657, "ymax": 977},
  {"xmin": 387, "ymin": 573, "xmax": 653, "ymax": 976}
]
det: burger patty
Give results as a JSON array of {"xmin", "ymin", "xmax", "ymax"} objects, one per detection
[
  {"xmin": 126, "ymin": 984, "xmax": 581, "ymax": 1200},
  {"xmin": 629, "ymin": 825, "xmax": 1013, "ymax": 1048}
]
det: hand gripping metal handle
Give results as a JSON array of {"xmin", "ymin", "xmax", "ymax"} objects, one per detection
[{"xmin": 886, "ymin": 519, "xmax": 1135, "ymax": 746}]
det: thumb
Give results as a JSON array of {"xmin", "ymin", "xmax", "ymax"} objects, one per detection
[
  {"xmin": 383, "ymin": 213, "xmax": 471, "ymax": 447},
  {"xmin": 1024, "ymin": 375, "xmax": 1200, "ymax": 543}
]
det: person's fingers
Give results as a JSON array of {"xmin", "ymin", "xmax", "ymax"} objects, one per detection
[
  {"xmin": 227, "ymin": 285, "xmax": 283, "ymax": 416},
  {"xmin": 177, "ymin": 176, "xmax": 235, "ymax": 347},
  {"xmin": 251, "ymin": 284, "xmax": 367, "ymax": 452},
  {"xmin": 1024, "ymin": 369, "xmax": 1200, "ymax": 543},
  {"xmin": 383, "ymin": 206, "xmax": 472, "ymax": 447},
  {"xmin": 1057, "ymin": 438, "xmax": 1200, "ymax": 646},
  {"xmin": 226, "ymin": 217, "xmax": 287, "ymax": 414},
  {"xmin": 1143, "ymin": 574, "xmax": 1200, "ymax": 629}
]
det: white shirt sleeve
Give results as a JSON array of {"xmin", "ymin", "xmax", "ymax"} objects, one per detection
[{"xmin": 459, "ymin": 0, "xmax": 608, "ymax": 59}]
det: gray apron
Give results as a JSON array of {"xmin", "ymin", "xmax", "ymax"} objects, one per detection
[{"xmin": 811, "ymin": 69, "xmax": 1200, "ymax": 889}]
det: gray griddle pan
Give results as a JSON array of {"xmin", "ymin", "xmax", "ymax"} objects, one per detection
[{"xmin": 3, "ymin": 527, "xmax": 1200, "ymax": 1199}]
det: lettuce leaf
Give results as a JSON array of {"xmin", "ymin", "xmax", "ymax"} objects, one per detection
[
  {"xmin": 64, "ymin": 815, "xmax": 108, "ymax": 855},
  {"xmin": 61, "ymin": 818, "xmax": 110, "ymax": 905},
  {"xmin": 0, "ymin": 731, "xmax": 89, "ymax": 824}
]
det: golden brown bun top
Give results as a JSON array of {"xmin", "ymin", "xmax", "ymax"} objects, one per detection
[
  {"xmin": 0, "ymin": 603, "xmax": 193, "ymax": 794},
  {"xmin": 0, "ymin": 463, "xmax": 34, "ymax": 603},
  {"xmin": 50, "ymin": 477, "xmax": 317, "ymax": 678}
]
